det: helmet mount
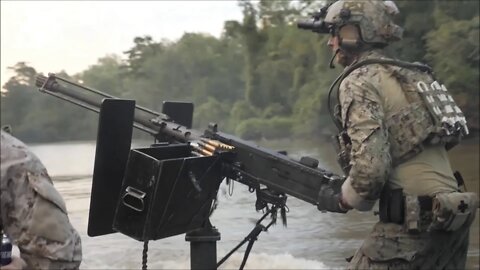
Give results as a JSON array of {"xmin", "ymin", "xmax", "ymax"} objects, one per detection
[{"xmin": 339, "ymin": 8, "xmax": 351, "ymax": 21}]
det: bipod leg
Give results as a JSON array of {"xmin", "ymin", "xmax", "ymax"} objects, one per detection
[{"xmin": 185, "ymin": 221, "xmax": 221, "ymax": 270}]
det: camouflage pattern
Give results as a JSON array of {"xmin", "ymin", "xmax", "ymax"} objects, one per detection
[
  {"xmin": 0, "ymin": 130, "xmax": 82, "ymax": 269},
  {"xmin": 324, "ymin": 0, "xmax": 403, "ymax": 45},
  {"xmin": 430, "ymin": 192, "xmax": 479, "ymax": 232},
  {"xmin": 337, "ymin": 49, "xmax": 466, "ymax": 209},
  {"xmin": 404, "ymin": 195, "xmax": 421, "ymax": 233},
  {"xmin": 337, "ymin": 50, "xmax": 393, "ymax": 211},
  {"xmin": 336, "ymin": 49, "xmax": 475, "ymax": 269},
  {"xmin": 347, "ymin": 219, "xmax": 471, "ymax": 270},
  {"xmin": 385, "ymin": 63, "xmax": 468, "ymax": 153}
]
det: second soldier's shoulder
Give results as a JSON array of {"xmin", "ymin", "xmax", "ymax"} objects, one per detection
[
  {"xmin": 0, "ymin": 131, "xmax": 44, "ymax": 175},
  {"xmin": 1, "ymin": 131, "xmax": 29, "ymax": 157}
]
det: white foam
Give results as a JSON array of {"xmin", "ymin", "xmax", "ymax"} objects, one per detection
[
  {"xmin": 218, "ymin": 252, "xmax": 329, "ymax": 270},
  {"xmin": 135, "ymin": 252, "xmax": 330, "ymax": 269}
]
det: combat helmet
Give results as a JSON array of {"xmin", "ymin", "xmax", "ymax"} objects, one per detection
[{"xmin": 324, "ymin": 0, "xmax": 403, "ymax": 46}]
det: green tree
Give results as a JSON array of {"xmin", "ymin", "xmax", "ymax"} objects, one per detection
[
  {"xmin": 3, "ymin": 1, "xmax": 478, "ymax": 142},
  {"xmin": 80, "ymin": 55, "xmax": 126, "ymax": 96},
  {"xmin": 425, "ymin": 13, "xmax": 479, "ymax": 130},
  {"xmin": 122, "ymin": 35, "xmax": 165, "ymax": 77},
  {"xmin": 224, "ymin": 0, "xmax": 267, "ymax": 108},
  {"xmin": 1, "ymin": 62, "xmax": 38, "ymax": 137}
]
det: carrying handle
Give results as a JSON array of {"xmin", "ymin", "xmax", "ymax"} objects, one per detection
[{"xmin": 122, "ymin": 186, "xmax": 146, "ymax": 212}]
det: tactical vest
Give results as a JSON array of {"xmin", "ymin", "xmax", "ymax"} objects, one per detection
[{"xmin": 329, "ymin": 58, "xmax": 469, "ymax": 173}]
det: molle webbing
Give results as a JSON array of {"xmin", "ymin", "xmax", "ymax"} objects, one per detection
[{"xmin": 328, "ymin": 58, "xmax": 432, "ymax": 130}]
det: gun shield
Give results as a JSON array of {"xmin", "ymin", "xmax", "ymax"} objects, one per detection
[{"xmin": 87, "ymin": 99, "xmax": 135, "ymax": 237}]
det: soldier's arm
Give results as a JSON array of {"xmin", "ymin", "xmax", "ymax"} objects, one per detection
[
  {"xmin": 0, "ymin": 256, "xmax": 27, "ymax": 270},
  {"xmin": 0, "ymin": 132, "xmax": 82, "ymax": 269},
  {"xmin": 338, "ymin": 68, "xmax": 391, "ymax": 211}
]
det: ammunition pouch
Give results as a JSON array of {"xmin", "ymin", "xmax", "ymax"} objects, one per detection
[
  {"xmin": 429, "ymin": 192, "xmax": 479, "ymax": 232},
  {"xmin": 379, "ymin": 188, "xmax": 405, "ymax": 224},
  {"xmin": 379, "ymin": 188, "xmax": 435, "ymax": 233},
  {"xmin": 379, "ymin": 187, "xmax": 479, "ymax": 233},
  {"xmin": 403, "ymin": 195, "xmax": 434, "ymax": 233}
]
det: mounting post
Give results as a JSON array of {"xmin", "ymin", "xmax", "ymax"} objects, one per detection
[{"xmin": 185, "ymin": 222, "xmax": 221, "ymax": 270}]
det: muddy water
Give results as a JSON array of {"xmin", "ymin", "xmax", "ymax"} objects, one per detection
[{"xmin": 28, "ymin": 137, "xmax": 479, "ymax": 269}]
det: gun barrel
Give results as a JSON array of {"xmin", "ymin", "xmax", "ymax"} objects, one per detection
[
  {"xmin": 35, "ymin": 74, "xmax": 104, "ymax": 112},
  {"xmin": 35, "ymin": 74, "xmax": 200, "ymax": 142}
]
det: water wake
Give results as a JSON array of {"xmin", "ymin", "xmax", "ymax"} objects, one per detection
[{"xmin": 109, "ymin": 252, "xmax": 330, "ymax": 270}]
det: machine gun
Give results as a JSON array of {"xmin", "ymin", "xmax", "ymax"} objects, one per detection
[{"xmin": 35, "ymin": 73, "xmax": 344, "ymax": 269}]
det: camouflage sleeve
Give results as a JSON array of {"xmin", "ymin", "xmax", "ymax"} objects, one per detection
[
  {"xmin": 0, "ymin": 131, "xmax": 82, "ymax": 269},
  {"xmin": 338, "ymin": 67, "xmax": 391, "ymax": 211}
]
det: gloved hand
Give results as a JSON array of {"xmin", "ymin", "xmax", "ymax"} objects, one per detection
[{"xmin": 317, "ymin": 185, "xmax": 351, "ymax": 213}]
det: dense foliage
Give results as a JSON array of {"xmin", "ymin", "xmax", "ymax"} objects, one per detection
[{"xmin": 1, "ymin": 0, "xmax": 479, "ymax": 143}]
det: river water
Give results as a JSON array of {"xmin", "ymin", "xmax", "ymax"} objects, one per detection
[{"xmin": 26, "ymin": 138, "xmax": 479, "ymax": 269}]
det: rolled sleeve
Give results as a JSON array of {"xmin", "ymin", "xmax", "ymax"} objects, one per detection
[{"xmin": 338, "ymin": 69, "xmax": 391, "ymax": 211}]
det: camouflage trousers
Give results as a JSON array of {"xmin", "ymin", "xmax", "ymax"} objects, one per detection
[{"xmin": 347, "ymin": 220, "xmax": 471, "ymax": 270}]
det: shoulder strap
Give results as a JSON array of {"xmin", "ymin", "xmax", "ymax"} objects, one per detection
[{"xmin": 327, "ymin": 58, "xmax": 433, "ymax": 130}]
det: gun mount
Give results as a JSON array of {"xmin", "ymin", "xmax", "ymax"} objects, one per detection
[{"xmin": 35, "ymin": 73, "xmax": 344, "ymax": 269}]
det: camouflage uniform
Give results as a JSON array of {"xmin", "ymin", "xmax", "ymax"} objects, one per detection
[
  {"xmin": 0, "ymin": 130, "xmax": 82, "ymax": 269},
  {"xmin": 337, "ymin": 50, "xmax": 475, "ymax": 269},
  {"xmin": 317, "ymin": 1, "xmax": 478, "ymax": 269}
]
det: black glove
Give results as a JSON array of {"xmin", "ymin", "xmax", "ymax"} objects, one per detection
[{"xmin": 317, "ymin": 185, "xmax": 349, "ymax": 213}]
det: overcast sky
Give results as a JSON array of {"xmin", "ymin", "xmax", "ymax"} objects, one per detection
[{"xmin": 1, "ymin": 1, "xmax": 243, "ymax": 88}]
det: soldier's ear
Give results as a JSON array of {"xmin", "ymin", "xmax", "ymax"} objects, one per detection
[{"xmin": 338, "ymin": 24, "xmax": 362, "ymax": 50}]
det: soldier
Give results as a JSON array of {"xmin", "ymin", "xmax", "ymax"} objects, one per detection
[
  {"xmin": 312, "ymin": 0, "xmax": 479, "ymax": 269},
  {"xmin": 0, "ymin": 130, "xmax": 82, "ymax": 269}
]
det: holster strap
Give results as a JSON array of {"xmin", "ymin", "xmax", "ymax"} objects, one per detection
[{"xmin": 379, "ymin": 189, "xmax": 433, "ymax": 224}]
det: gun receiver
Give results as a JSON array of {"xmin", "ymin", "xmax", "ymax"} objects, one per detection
[{"xmin": 35, "ymin": 73, "xmax": 344, "ymax": 241}]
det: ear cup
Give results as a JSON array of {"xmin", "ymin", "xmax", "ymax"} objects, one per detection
[{"xmin": 338, "ymin": 24, "xmax": 363, "ymax": 50}]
